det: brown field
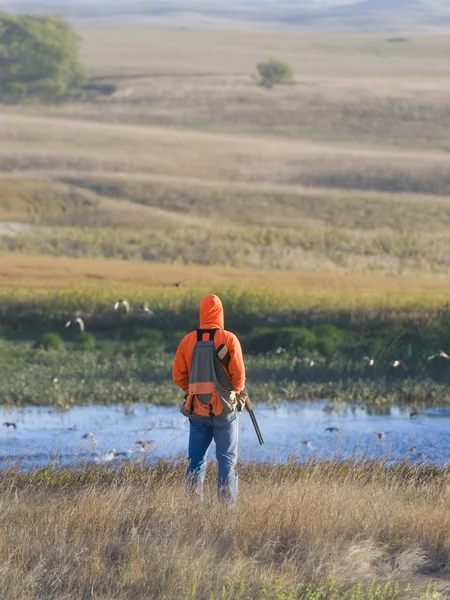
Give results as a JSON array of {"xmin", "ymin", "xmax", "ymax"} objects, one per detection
[
  {"xmin": 1, "ymin": 460, "xmax": 448, "ymax": 599},
  {"xmin": 37, "ymin": 28, "xmax": 450, "ymax": 150},
  {"xmin": 2, "ymin": 27, "xmax": 450, "ymax": 276},
  {"xmin": 1, "ymin": 253, "xmax": 449, "ymax": 310}
]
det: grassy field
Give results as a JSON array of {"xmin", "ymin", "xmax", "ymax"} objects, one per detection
[
  {"xmin": 2, "ymin": 20, "xmax": 450, "ymax": 600},
  {"xmin": 1, "ymin": 255, "xmax": 450, "ymax": 407},
  {"xmin": 1, "ymin": 254, "xmax": 450, "ymax": 308},
  {"xmin": 0, "ymin": 459, "xmax": 447, "ymax": 599},
  {"xmin": 61, "ymin": 30, "xmax": 450, "ymax": 148},
  {"xmin": 1, "ymin": 29, "xmax": 450, "ymax": 274},
  {"xmin": 1, "ymin": 26, "xmax": 450, "ymax": 404}
]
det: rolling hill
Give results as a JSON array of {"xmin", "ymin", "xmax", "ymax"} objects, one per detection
[{"xmin": 2, "ymin": 0, "xmax": 450, "ymax": 31}]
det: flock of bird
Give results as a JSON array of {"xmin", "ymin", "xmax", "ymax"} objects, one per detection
[
  {"xmin": 4, "ymin": 293, "xmax": 445, "ymax": 464},
  {"xmin": 300, "ymin": 411, "xmax": 425, "ymax": 453},
  {"xmin": 1, "ymin": 422, "xmax": 155, "ymax": 462},
  {"xmin": 300, "ymin": 431, "xmax": 425, "ymax": 458},
  {"xmin": 285, "ymin": 351, "xmax": 450, "ymax": 370},
  {"xmin": 64, "ymin": 297, "xmax": 161, "ymax": 333}
]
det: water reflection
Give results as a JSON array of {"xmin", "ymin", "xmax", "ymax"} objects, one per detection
[{"xmin": 0, "ymin": 401, "xmax": 449, "ymax": 470}]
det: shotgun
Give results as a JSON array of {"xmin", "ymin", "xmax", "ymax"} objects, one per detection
[
  {"xmin": 216, "ymin": 344, "xmax": 264, "ymax": 445},
  {"xmin": 242, "ymin": 388, "xmax": 264, "ymax": 445}
]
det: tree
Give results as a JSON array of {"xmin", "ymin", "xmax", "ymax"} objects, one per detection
[
  {"xmin": 256, "ymin": 59, "xmax": 294, "ymax": 88},
  {"xmin": 0, "ymin": 12, "xmax": 86, "ymax": 101}
]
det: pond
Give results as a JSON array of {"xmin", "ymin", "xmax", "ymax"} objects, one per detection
[{"xmin": 1, "ymin": 401, "xmax": 450, "ymax": 470}]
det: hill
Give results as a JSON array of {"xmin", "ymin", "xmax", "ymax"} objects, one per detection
[
  {"xmin": 1, "ymin": 29, "xmax": 450, "ymax": 274},
  {"xmin": 2, "ymin": 0, "xmax": 450, "ymax": 32}
]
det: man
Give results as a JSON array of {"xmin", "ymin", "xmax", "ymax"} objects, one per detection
[{"xmin": 172, "ymin": 293, "xmax": 246, "ymax": 503}]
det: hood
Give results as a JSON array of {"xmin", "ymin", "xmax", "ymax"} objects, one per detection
[{"xmin": 199, "ymin": 294, "xmax": 224, "ymax": 329}]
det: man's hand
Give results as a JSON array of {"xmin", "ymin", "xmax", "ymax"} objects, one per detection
[{"xmin": 236, "ymin": 390, "xmax": 247, "ymax": 413}]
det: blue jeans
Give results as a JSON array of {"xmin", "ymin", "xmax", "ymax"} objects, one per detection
[{"xmin": 187, "ymin": 412, "xmax": 238, "ymax": 503}]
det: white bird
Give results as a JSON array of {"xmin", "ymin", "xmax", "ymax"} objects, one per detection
[
  {"xmin": 137, "ymin": 304, "xmax": 155, "ymax": 317},
  {"xmin": 363, "ymin": 356, "xmax": 375, "ymax": 366},
  {"xmin": 428, "ymin": 351, "xmax": 450, "ymax": 361},
  {"xmin": 66, "ymin": 317, "xmax": 84, "ymax": 332},
  {"xmin": 47, "ymin": 376, "xmax": 59, "ymax": 384},
  {"xmin": 135, "ymin": 440, "xmax": 155, "ymax": 452},
  {"xmin": 265, "ymin": 346, "xmax": 286, "ymax": 357},
  {"xmin": 100, "ymin": 449, "xmax": 126, "ymax": 462},
  {"xmin": 389, "ymin": 359, "xmax": 406, "ymax": 369},
  {"xmin": 82, "ymin": 432, "xmax": 98, "ymax": 446},
  {"xmin": 302, "ymin": 440, "xmax": 314, "ymax": 450},
  {"xmin": 114, "ymin": 299, "xmax": 130, "ymax": 313}
]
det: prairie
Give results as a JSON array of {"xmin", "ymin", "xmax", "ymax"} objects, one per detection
[
  {"xmin": 2, "ymin": 255, "xmax": 450, "ymax": 407},
  {"xmin": 1, "ymin": 26, "xmax": 450, "ymax": 403},
  {"xmin": 44, "ymin": 29, "xmax": 450, "ymax": 149},
  {"xmin": 1, "ymin": 253, "xmax": 450, "ymax": 308},
  {"xmin": 2, "ymin": 19, "xmax": 450, "ymax": 600},
  {"xmin": 0, "ymin": 460, "xmax": 446, "ymax": 599},
  {"xmin": 2, "ymin": 29, "xmax": 450, "ymax": 274}
]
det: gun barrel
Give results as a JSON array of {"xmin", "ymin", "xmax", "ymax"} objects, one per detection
[
  {"xmin": 244, "ymin": 392, "xmax": 264, "ymax": 445},
  {"xmin": 248, "ymin": 408, "xmax": 264, "ymax": 445}
]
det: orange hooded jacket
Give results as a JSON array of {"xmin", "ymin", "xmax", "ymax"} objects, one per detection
[{"xmin": 172, "ymin": 294, "xmax": 246, "ymax": 407}]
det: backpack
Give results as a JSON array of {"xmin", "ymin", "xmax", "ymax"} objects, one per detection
[{"xmin": 180, "ymin": 329, "xmax": 237, "ymax": 418}]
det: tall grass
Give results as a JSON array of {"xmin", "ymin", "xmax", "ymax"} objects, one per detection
[
  {"xmin": 1, "ymin": 255, "xmax": 450, "ymax": 310},
  {"xmin": 3, "ymin": 224, "xmax": 450, "ymax": 275},
  {"xmin": 0, "ymin": 459, "xmax": 446, "ymax": 598}
]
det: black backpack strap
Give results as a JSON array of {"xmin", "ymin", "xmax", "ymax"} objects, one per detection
[{"xmin": 196, "ymin": 329, "xmax": 218, "ymax": 342}]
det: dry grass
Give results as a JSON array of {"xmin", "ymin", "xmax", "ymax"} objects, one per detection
[
  {"xmin": 77, "ymin": 28, "xmax": 450, "ymax": 79},
  {"xmin": 2, "ymin": 30, "xmax": 450, "ymax": 275},
  {"xmin": 1, "ymin": 173, "xmax": 450, "ymax": 273},
  {"xmin": 1, "ymin": 253, "xmax": 450, "ymax": 310},
  {"xmin": 3, "ymin": 112, "xmax": 449, "ymax": 189},
  {"xmin": 59, "ymin": 175, "xmax": 450, "ymax": 233},
  {"xmin": 35, "ymin": 28, "xmax": 450, "ymax": 150},
  {"xmin": 0, "ymin": 460, "xmax": 447, "ymax": 599},
  {"xmin": 0, "ymin": 177, "xmax": 101, "ymax": 223}
]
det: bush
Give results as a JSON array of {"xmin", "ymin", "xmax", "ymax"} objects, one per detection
[
  {"xmin": 245, "ymin": 326, "xmax": 317, "ymax": 354},
  {"xmin": 245, "ymin": 327, "xmax": 278, "ymax": 353},
  {"xmin": 278, "ymin": 327, "xmax": 317, "ymax": 351},
  {"xmin": 313, "ymin": 324, "xmax": 351, "ymax": 357},
  {"xmin": 35, "ymin": 332, "xmax": 64, "ymax": 351},
  {"xmin": 257, "ymin": 59, "xmax": 294, "ymax": 88},
  {"xmin": 74, "ymin": 332, "xmax": 96, "ymax": 351},
  {"xmin": 0, "ymin": 12, "xmax": 86, "ymax": 101},
  {"xmin": 134, "ymin": 330, "xmax": 165, "ymax": 355}
]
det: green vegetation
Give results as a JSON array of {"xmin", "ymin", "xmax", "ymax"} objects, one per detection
[
  {"xmin": 0, "ymin": 459, "xmax": 446, "ymax": 598},
  {"xmin": 257, "ymin": 59, "xmax": 294, "ymax": 88},
  {"xmin": 35, "ymin": 332, "xmax": 64, "ymax": 351},
  {"xmin": 0, "ymin": 12, "xmax": 86, "ymax": 101},
  {"xmin": 2, "ymin": 291, "xmax": 450, "ymax": 407}
]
